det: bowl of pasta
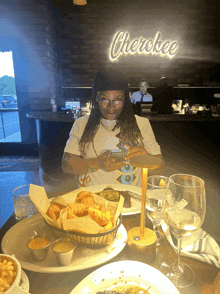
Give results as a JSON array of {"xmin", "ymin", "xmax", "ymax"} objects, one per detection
[{"xmin": 0, "ymin": 254, "xmax": 29, "ymax": 294}]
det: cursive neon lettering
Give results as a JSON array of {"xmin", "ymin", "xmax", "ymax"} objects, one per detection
[
  {"xmin": 121, "ymin": 32, "xmax": 130, "ymax": 54},
  {"xmin": 152, "ymin": 32, "xmax": 162, "ymax": 53},
  {"xmin": 109, "ymin": 30, "xmax": 178, "ymax": 61},
  {"xmin": 169, "ymin": 42, "xmax": 178, "ymax": 56},
  {"xmin": 145, "ymin": 40, "xmax": 153, "ymax": 53},
  {"xmin": 109, "ymin": 30, "xmax": 124, "ymax": 60},
  {"xmin": 129, "ymin": 39, "xmax": 139, "ymax": 53},
  {"xmin": 161, "ymin": 41, "xmax": 170, "ymax": 54},
  {"xmin": 138, "ymin": 38, "xmax": 146, "ymax": 53}
]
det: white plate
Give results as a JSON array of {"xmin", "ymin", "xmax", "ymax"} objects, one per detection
[
  {"xmin": 71, "ymin": 260, "xmax": 180, "ymax": 294},
  {"xmin": 1, "ymin": 214, "xmax": 127, "ymax": 273},
  {"xmin": 87, "ymin": 184, "xmax": 142, "ymax": 215},
  {"xmin": 20, "ymin": 270, "xmax": 30, "ymax": 292}
]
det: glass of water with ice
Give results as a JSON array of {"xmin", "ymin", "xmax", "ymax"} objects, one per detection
[{"xmin": 13, "ymin": 185, "xmax": 38, "ymax": 221}]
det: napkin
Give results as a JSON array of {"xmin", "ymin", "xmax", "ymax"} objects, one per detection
[{"xmin": 161, "ymin": 221, "xmax": 220, "ymax": 268}]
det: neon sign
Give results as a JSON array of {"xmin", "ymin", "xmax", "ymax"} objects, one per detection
[{"xmin": 109, "ymin": 30, "xmax": 178, "ymax": 61}]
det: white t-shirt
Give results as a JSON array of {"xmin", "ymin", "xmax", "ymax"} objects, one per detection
[{"xmin": 64, "ymin": 115, "xmax": 161, "ymax": 187}]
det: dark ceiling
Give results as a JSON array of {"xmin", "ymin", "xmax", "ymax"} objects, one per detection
[{"xmin": 50, "ymin": 0, "xmax": 86, "ymax": 15}]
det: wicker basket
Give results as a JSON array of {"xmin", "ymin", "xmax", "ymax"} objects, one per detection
[{"xmin": 45, "ymin": 215, "xmax": 122, "ymax": 248}]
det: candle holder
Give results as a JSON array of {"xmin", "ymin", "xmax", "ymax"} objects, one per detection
[{"xmin": 127, "ymin": 154, "xmax": 162, "ymax": 263}]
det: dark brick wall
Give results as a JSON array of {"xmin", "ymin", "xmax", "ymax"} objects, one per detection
[
  {"xmin": 57, "ymin": 0, "xmax": 220, "ymax": 90},
  {"xmin": 1, "ymin": 0, "xmax": 220, "ymax": 109}
]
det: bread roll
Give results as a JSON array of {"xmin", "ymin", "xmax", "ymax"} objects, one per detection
[
  {"xmin": 88, "ymin": 207, "xmax": 111, "ymax": 227},
  {"xmin": 67, "ymin": 203, "xmax": 87, "ymax": 218},
  {"xmin": 47, "ymin": 203, "xmax": 64, "ymax": 220}
]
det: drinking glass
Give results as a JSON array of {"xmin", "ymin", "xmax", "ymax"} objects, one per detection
[
  {"xmin": 13, "ymin": 184, "xmax": 38, "ymax": 221},
  {"xmin": 146, "ymin": 176, "xmax": 169, "ymax": 246},
  {"xmin": 160, "ymin": 174, "xmax": 206, "ymax": 288}
]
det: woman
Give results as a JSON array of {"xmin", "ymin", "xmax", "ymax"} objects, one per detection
[{"xmin": 62, "ymin": 69, "xmax": 164, "ymax": 187}]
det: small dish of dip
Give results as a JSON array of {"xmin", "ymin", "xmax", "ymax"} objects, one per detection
[
  {"xmin": 27, "ymin": 234, "xmax": 51, "ymax": 262},
  {"xmin": 52, "ymin": 238, "xmax": 77, "ymax": 266}
]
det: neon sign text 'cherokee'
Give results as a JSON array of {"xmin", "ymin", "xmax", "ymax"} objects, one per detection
[{"xmin": 109, "ymin": 30, "xmax": 178, "ymax": 61}]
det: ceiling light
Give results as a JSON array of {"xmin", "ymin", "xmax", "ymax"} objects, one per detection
[{"xmin": 73, "ymin": 0, "xmax": 87, "ymax": 5}]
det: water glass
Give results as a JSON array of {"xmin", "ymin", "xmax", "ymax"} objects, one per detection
[
  {"xmin": 146, "ymin": 176, "xmax": 169, "ymax": 246},
  {"xmin": 13, "ymin": 184, "xmax": 38, "ymax": 221}
]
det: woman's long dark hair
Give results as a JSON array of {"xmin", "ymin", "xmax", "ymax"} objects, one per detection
[{"xmin": 79, "ymin": 88, "xmax": 144, "ymax": 156}]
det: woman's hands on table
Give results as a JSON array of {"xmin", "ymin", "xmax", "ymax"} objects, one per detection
[
  {"xmin": 63, "ymin": 145, "xmax": 164, "ymax": 175},
  {"xmin": 99, "ymin": 150, "xmax": 126, "ymax": 172},
  {"xmin": 99, "ymin": 145, "xmax": 147, "ymax": 172}
]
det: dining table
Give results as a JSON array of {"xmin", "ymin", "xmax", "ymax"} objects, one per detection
[{"xmin": 0, "ymin": 171, "xmax": 219, "ymax": 294}]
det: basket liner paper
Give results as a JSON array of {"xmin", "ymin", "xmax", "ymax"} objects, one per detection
[{"xmin": 29, "ymin": 185, "xmax": 124, "ymax": 235}]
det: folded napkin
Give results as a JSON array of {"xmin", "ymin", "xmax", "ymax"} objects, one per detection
[{"xmin": 161, "ymin": 221, "xmax": 220, "ymax": 268}]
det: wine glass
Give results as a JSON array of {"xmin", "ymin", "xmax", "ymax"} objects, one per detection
[
  {"xmin": 146, "ymin": 175, "xmax": 169, "ymax": 246},
  {"xmin": 160, "ymin": 174, "xmax": 206, "ymax": 288}
]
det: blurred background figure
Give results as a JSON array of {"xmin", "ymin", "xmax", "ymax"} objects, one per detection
[
  {"xmin": 151, "ymin": 77, "xmax": 174, "ymax": 114},
  {"xmin": 130, "ymin": 78, "xmax": 153, "ymax": 115}
]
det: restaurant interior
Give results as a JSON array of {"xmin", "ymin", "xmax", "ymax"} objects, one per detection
[{"xmin": 0, "ymin": 0, "xmax": 220, "ymax": 293}]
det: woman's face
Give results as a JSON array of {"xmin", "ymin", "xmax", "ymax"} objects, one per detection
[{"xmin": 97, "ymin": 90, "xmax": 125, "ymax": 120}]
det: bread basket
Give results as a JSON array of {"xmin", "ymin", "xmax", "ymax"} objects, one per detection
[{"xmin": 45, "ymin": 214, "xmax": 122, "ymax": 248}]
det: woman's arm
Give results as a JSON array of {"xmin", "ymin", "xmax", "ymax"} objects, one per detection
[
  {"xmin": 62, "ymin": 152, "xmax": 100, "ymax": 175},
  {"xmin": 62, "ymin": 151, "xmax": 126, "ymax": 175}
]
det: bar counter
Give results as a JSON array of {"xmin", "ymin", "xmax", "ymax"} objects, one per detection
[{"xmin": 26, "ymin": 111, "xmax": 220, "ymax": 122}]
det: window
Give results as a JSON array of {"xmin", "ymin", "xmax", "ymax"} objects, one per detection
[{"xmin": 0, "ymin": 51, "xmax": 21, "ymax": 142}]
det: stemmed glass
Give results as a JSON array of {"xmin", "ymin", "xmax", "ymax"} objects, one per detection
[
  {"xmin": 146, "ymin": 176, "xmax": 169, "ymax": 246},
  {"xmin": 160, "ymin": 174, "xmax": 206, "ymax": 288}
]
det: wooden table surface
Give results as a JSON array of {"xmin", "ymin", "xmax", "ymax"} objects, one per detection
[{"xmin": 0, "ymin": 212, "xmax": 219, "ymax": 294}]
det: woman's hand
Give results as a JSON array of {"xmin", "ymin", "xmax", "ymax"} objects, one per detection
[
  {"xmin": 98, "ymin": 150, "xmax": 126, "ymax": 172},
  {"xmin": 124, "ymin": 145, "xmax": 147, "ymax": 161}
]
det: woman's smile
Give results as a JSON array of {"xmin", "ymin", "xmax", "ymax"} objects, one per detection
[{"xmin": 97, "ymin": 90, "xmax": 125, "ymax": 120}]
